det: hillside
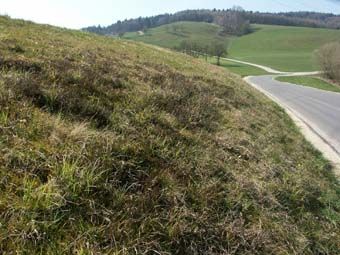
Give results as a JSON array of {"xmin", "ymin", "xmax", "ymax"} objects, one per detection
[
  {"xmin": 0, "ymin": 16, "xmax": 339, "ymax": 254},
  {"xmin": 125, "ymin": 22, "xmax": 340, "ymax": 73},
  {"xmin": 229, "ymin": 24, "xmax": 340, "ymax": 72},
  {"xmin": 123, "ymin": 21, "xmax": 228, "ymax": 49},
  {"xmin": 122, "ymin": 22, "xmax": 269, "ymax": 76},
  {"xmin": 84, "ymin": 10, "xmax": 340, "ymax": 35}
]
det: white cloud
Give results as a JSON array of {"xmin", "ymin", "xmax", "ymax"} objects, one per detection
[{"xmin": 0, "ymin": 0, "xmax": 90, "ymax": 28}]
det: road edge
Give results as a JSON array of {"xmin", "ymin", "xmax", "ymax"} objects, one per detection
[{"xmin": 244, "ymin": 76, "xmax": 340, "ymax": 177}]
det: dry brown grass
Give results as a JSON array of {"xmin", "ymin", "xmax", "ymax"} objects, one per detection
[{"xmin": 0, "ymin": 16, "xmax": 339, "ymax": 254}]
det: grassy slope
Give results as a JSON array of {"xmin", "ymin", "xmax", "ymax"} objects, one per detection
[
  {"xmin": 207, "ymin": 57, "xmax": 269, "ymax": 77},
  {"xmin": 123, "ymin": 21, "xmax": 228, "ymax": 49},
  {"xmin": 277, "ymin": 76, "xmax": 340, "ymax": 93},
  {"xmin": 229, "ymin": 24, "xmax": 340, "ymax": 72},
  {"xmin": 0, "ymin": 16, "xmax": 339, "ymax": 254}
]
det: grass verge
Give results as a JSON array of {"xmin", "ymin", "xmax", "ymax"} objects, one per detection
[{"xmin": 277, "ymin": 76, "xmax": 340, "ymax": 93}]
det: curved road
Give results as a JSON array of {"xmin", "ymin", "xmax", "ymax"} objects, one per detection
[
  {"xmin": 222, "ymin": 57, "xmax": 285, "ymax": 74},
  {"xmin": 245, "ymin": 75, "xmax": 340, "ymax": 172},
  {"xmin": 224, "ymin": 57, "xmax": 321, "ymax": 76}
]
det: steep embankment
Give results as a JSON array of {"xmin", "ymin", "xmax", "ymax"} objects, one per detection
[{"xmin": 0, "ymin": 16, "xmax": 339, "ymax": 254}]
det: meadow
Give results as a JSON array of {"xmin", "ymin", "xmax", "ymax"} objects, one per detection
[
  {"xmin": 124, "ymin": 21, "xmax": 229, "ymax": 49},
  {"xmin": 229, "ymin": 24, "xmax": 340, "ymax": 72},
  {"xmin": 125, "ymin": 22, "xmax": 340, "ymax": 73}
]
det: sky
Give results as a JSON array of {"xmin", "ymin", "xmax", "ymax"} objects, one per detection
[{"xmin": 1, "ymin": 0, "xmax": 340, "ymax": 29}]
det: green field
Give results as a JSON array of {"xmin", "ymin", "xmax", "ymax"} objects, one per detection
[
  {"xmin": 277, "ymin": 76, "xmax": 340, "ymax": 92},
  {"xmin": 124, "ymin": 21, "xmax": 229, "ymax": 49},
  {"xmin": 229, "ymin": 24, "xmax": 340, "ymax": 72},
  {"xmin": 126, "ymin": 22, "xmax": 340, "ymax": 73},
  {"xmin": 124, "ymin": 21, "xmax": 269, "ymax": 76},
  {"xmin": 204, "ymin": 56, "xmax": 269, "ymax": 77},
  {"xmin": 1, "ymin": 16, "xmax": 340, "ymax": 254}
]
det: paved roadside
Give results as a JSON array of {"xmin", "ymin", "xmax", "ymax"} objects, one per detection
[{"xmin": 245, "ymin": 75, "xmax": 340, "ymax": 175}]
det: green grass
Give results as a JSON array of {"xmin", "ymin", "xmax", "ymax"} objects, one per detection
[
  {"xmin": 124, "ymin": 22, "xmax": 268, "ymax": 77},
  {"xmin": 125, "ymin": 22, "xmax": 340, "ymax": 73},
  {"xmin": 0, "ymin": 16, "xmax": 340, "ymax": 254},
  {"xmin": 204, "ymin": 56, "xmax": 269, "ymax": 77},
  {"xmin": 124, "ymin": 21, "xmax": 229, "ymax": 49},
  {"xmin": 229, "ymin": 24, "xmax": 340, "ymax": 72},
  {"xmin": 276, "ymin": 76, "xmax": 340, "ymax": 93}
]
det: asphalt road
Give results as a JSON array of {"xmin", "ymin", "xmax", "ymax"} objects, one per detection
[{"xmin": 246, "ymin": 75, "xmax": 340, "ymax": 163}]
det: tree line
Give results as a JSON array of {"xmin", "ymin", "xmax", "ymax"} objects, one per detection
[
  {"xmin": 174, "ymin": 40, "xmax": 228, "ymax": 66},
  {"xmin": 83, "ymin": 9, "xmax": 340, "ymax": 36},
  {"xmin": 245, "ymin": 12, "xmax": 340, "ymax": 29},
  {"xmin": 84, "ymin": 10, "xmax": 216, "ymax": 35}
]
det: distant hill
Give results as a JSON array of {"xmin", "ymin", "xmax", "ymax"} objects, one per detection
[
  {"xmin": 83, "ymin": 9, "xmax": 340, "ymax": 36},
  {"xmin": 123, "ymin": 21, "xmax": 340, "ymax": 72},
  {"xmin": 123, "ymin": 21, "xmax": 228, "ymax": 49}
]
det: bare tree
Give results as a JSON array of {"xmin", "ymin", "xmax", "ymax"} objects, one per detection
[
  {"xmin": 317, "ymin": 42, "xmax": 340, "ymax": 81},
  {"xmin": 210, "ymin": 42, "xmax": 227, "ymax": 66},
  {"xmin": 216, "ymin": 6, "xmax": 251, "ymax": 36}
]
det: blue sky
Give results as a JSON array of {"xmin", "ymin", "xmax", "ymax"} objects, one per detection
[{"xmin": 1, "ymin": 0, "xmax": 340, "ymax": 29}]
